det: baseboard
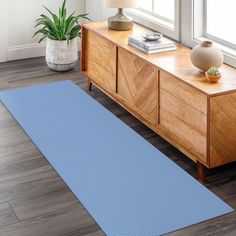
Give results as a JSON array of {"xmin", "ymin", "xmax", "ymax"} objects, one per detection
[
  {"xmin": 7, "ymin": 39, "xmax": 81, "ymax": 61},
  {"xmin": 7, "ymin": 43, "xmax": 46, "ymax": 61}
]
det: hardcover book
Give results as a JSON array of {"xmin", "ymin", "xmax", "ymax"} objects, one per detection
[
  {"xmin": 128, "ymin": 41, "xmax": 176, "ymax": 54},
  {"xmin": 128, "ymin": 35, "xmax": 175, "ymax": 50}
]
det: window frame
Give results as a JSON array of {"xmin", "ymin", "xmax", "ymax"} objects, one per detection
[
  {"xmin": 181, "ymin": 0, "xmax": 236, "ymax": 68},
  {"xmin": 137, "ymin": 0, "xmax": 174, "ymax": 25},
  {"xmin": 126, "ymin": 0, "xmax": 180, "ymax": 41},
  {"xmin": 203, "ymin": 0, "xmax": 236, "ymax": 51},
  {"xmin": 126, "ymin": 0, "xmax": 236, "ymax": 67}
]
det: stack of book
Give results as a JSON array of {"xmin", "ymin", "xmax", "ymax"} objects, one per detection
[{"xmin": 128, "ymin": 35, "xmax": 176, "ymax": 54}]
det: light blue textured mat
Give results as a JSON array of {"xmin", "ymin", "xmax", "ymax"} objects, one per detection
[{"xmin": 0, "ymin": 81, "xmax": 233, "ymax": 236}]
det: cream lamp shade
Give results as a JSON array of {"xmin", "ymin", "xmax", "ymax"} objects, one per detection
[{"xmin": 104, "ymin": 0, "xmax": 138, "ymax": 8}]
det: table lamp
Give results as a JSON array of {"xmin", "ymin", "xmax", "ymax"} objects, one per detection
[{"xmin": 104, "ymin": 0, "xmax": 138, "ymax": 31}]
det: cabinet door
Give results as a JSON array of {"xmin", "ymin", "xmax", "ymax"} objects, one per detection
[
  {"xmin": 160, "ymin": 71, "xmax": 207, "ymax": 114},
  {"xmin": 160, "ymin": 88, "xmax": 207, "ymax": 163},
  {"xmin": 84, "ymin": 30, "xmax": 117, "ymax": 94},
  {"xmin": 118, "ymin": 48, "xmax": 158, "ymax": 124}
]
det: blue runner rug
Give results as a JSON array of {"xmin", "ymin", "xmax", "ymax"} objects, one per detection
[{"xmin": 0, "ymin": 81, "xmax": 233, "ymax": 236}]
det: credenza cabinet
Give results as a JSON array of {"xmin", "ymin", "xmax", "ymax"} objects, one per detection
[{"xmin": 81, "ymin": 22, "xmax": 236, "ymax": 181}]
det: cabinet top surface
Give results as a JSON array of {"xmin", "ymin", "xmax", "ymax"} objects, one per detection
[{"xmin": 83, "ymin": 21, "xmax": 236, "ymax": 96}]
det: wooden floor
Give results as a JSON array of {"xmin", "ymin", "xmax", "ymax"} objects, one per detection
[{"xmin": 0, "ymin": 57, "xmax": 235, "ymax": 236}]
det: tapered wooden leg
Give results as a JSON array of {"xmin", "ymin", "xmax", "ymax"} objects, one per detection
[
  {"xmin": 197, "ymin": 161, "xmax": 205, "ymax": 183},
  {"xmin": 87, "ymin": 80, "xmax": 93, "ymax": 91}
]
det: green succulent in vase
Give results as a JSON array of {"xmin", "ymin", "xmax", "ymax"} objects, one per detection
[
  {"xmin": 206, "ymin": 66, "xmax": 222, "ymax": 83},
  {"xmin": 206, "ymin": 66, "xmax": 221, "ymax": 76}
]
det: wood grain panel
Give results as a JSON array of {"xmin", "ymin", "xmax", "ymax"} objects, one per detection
[
  {"xmin": 10, "ymin": 191, "xmax": 77, "ymax": 221},
  {"xmin": 0, "ymin": 144, "xmax": 40, "ymax": 165},
  {"xmin": 87, "ymin": 30, "xmax": 116, "ymax": 56},
  {"xmin": 0, "ymin": 171, "xmax": 65, "ymax": 204},
  {"xmin": 85, "ymin": 58, "xmax": 116, "ymax": 93},
  {"xmin": 160, "ymin": 89, "xmax": 207, "ymax": 162},
  {"xmin": 0, "ymin": 202, "xmax": 18, "ymax": 227},
  {"xmin": 160, "ymin": 70, "xmax": 207, "ymax": 114},
  {"xmin": 0, "ymin": 157, "xmax": 51, "ymax": 183},
  {"xmin": 83, "ymin": 22, "xmax": 236, "ymax": 96},
  {"xmin": 118, "ymin": 47, "xmax": 158, "ymax": 124},
  {"xmin": 86, "ymin": 43, "xmax": 116, "ymax": 75},
  {"xmin": 0, "ymin": 203, "xmax": 99, "ymax": 236},
  {"xmin": 167, "ymin": 211, "xmax": 236, "ymax": 236},
  {"xmin": 210, "ymin": 93, "xmax": 236, "ymax": 167}
]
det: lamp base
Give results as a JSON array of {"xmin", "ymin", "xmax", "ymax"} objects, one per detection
[{"xmin": 108, "ymin": 8, "xmax": 134, "ymax": 31}]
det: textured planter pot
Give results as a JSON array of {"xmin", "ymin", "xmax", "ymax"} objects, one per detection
[
  {"xmin": 46, "ymin": 38, "xmax": 78, "ymax": 72},
  {"xmin": 191, "ymin": 41, "xmax": 224, "ymax": 73},
  {"xmin": 205, "ymin": 72, "xmax": 222, "ymax": 83}
]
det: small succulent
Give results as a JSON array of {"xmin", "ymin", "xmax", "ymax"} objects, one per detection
[{"xmin": 207, "ymin": 67, "xmax": 221, "ymax": 76}]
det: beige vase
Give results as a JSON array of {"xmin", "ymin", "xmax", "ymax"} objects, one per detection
[{"xmin": 190, "ymin": 41, "xmax": 224, "ymax": 73}]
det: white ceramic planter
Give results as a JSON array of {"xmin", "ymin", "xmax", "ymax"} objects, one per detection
[
  {"xmin": 46, "ymin": 38, "xmax": 78, "ymax": 72},
  {"xmin": 191, "ymin": 41, "xmax": 224, "ymax": 73}
]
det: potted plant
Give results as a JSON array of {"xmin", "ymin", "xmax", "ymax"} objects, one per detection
[
  {"xmin": 205, "ymin": 66, "xmax": 222, "ymax": 83},
  {"xmin": 34, "ymin": 0, "xmax": 90, "ymax": 71}
]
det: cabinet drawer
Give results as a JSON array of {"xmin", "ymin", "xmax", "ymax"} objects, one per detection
[
  {"xmin": 87, "ymin": 30, "xmax": 116, "ymax": 56},
  {"xmin": 160, "ymin": 71, "xmax": 207, "ymax": 114},
  {"xmin": 118, "ymin": 48, "xmax": 158, "ymax": 124},
  {"xmin": 86, "ymin": 58, "xmax": 116, "ymax": 93},
  {"xmin": 87, "ymin": 43, "xmax": 116, "ymax": 75},
  {"xmin": 160, "ymin": 89, "xmax": 207, "ymax": 162}
]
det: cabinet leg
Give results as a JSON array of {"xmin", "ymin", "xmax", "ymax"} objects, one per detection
[
  {"xmin": 197, "ymin": 161, "xmax": 205, "ymax": 183},
  {"xmin": 87, "ymin": 80, "xmax": 93, "ymax": 92}
]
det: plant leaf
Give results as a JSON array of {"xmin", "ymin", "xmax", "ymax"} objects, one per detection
[{"xmin": 33, "ymin": 0, "xmax": 91, "ymax": 43}]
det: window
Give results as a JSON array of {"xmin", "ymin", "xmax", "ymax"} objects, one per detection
[
  {"xmin": 181, "ymin": 0, "xmax": 236, "ymax": 67},
  {"xmin": 126, "ymin": 0, "xmax": 236, "ymax": 67},
  {"xmin": 204, "ymin": 0, "xmax": 236, "ymax": 50},
  {"xmin": 126, "ymin": 0, "xmax": 179, "ymax": 40},
  {"xmin": 138, "ymin": 0, "xmax": 175, "ymax": 24}
]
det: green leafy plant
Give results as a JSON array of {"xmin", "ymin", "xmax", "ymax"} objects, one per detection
[
  {"xmin": 34, "ymin": 0, "xmax": 90, "ymax": 43},
  {"xmin": 207, "ymin": 66, "xmax": 221, "ymax": 76}
]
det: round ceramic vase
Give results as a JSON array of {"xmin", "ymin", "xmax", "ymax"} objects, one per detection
[
  {"xmin": 191, "ymin": 41, "xmax": 224, "ymax": 73},
  {"xmin": 46, "ymin": 38, "xmax": 78, "ymax": 72}
]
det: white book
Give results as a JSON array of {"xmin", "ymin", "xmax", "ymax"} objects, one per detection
[
  {"xmin": 128, "ymin": 38, "xmax": 175, "ymax": 50},
  {"xmin": 128, "ymin": 35, "xmax": 175, "ymax": 50},
  {"xmin": 128, "ymin": 41, "xmax": 176, "ymax": 54}
]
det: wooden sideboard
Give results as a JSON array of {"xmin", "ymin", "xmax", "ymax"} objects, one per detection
[{"xmin": 81, "ymin": 21, "xmax": 236, "ymax": 181}]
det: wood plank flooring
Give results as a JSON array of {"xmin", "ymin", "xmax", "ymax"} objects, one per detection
[{"xmin": 0, "ymin": 57, "xmax": 235, "ymax": 235}]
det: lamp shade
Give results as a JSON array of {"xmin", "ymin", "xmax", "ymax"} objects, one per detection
[{"xmin": 104, "ymin": 0, "xmax": 138, "ymax": 8}]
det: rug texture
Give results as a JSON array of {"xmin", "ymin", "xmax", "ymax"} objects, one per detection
[{"xmin": 0, "ymin": 81, "xmax": 233, "ymax": 236}]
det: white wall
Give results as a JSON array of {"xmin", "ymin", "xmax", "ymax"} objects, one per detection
[
  {"xmin": 0, "ymin": 0, "xmax": 8, "ymax": 62},
  {"xmin": 0, "ymin": 0, "xmax": 85, "ymax": 62},
  {"xmin": 86, "ymin": 0, "xmax": 115, "ymax": 21}
]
